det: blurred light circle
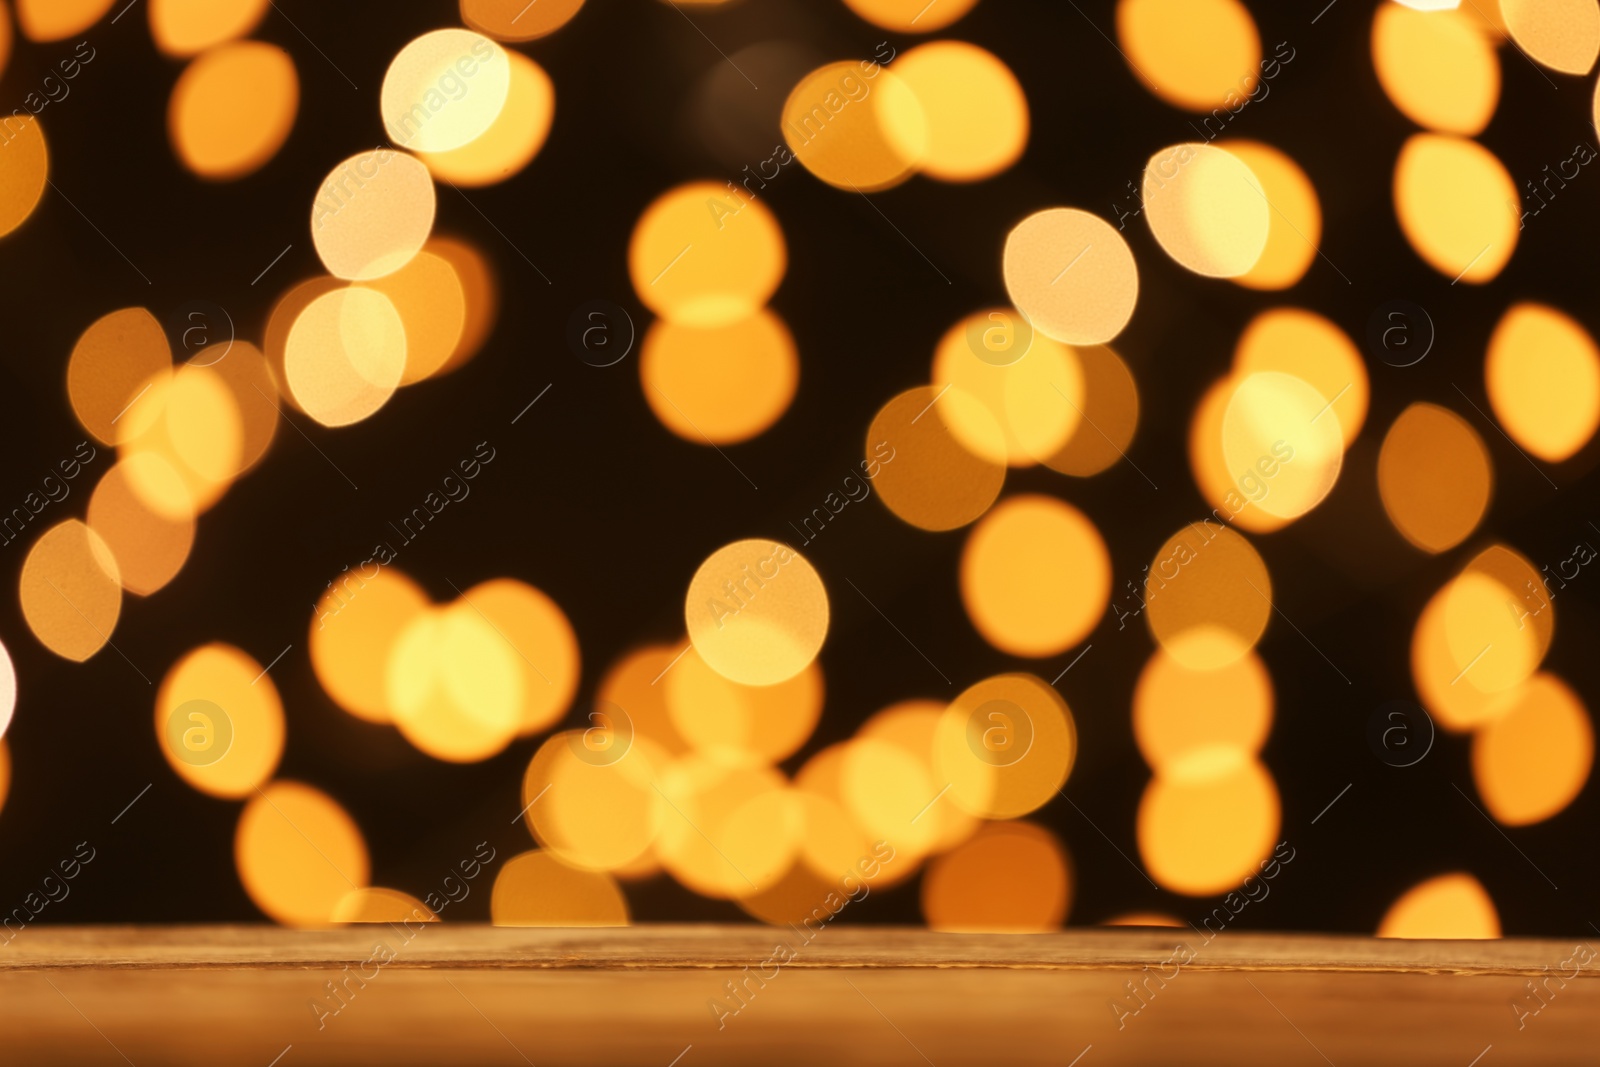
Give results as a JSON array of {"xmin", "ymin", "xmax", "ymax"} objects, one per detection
[
  {"xmin": 359, "ymin": 249, "xmax": 467, "ymax": 385},
  {"xmin": 311, "ymin": 150, "xmax": 437, "ymax": 281},
  {"xmin": 1146, "ymin": 522, "xmax": 1271, "ymax": 670},
  {"xmin": 597, "ymin": 643, "xmax": 693, "ymax": 757},
  {"xmin": 893, "ymin": 41, "xmax": 1028, "ymax": 182},
  {"xmin": 839, "ymin": 0, "xmax": 979, "ymax": 31},
  {"xmin": 236, "ymin": 781, "xmax": 369, "ymax": 927},
  {"xmin": 333, "ymin": 888, "xmax": 437, "ymax": 924},
  {"xmin": 1485, "ymin": 302, "xmax": 1600, "ymax": 463},
  {"xmin": 169, "ymin": 41, "xmax": 299, "ymax": 180},
  {"xmin": 149, "ymin": 0, "xmax": 268, "ymax": 56},
  {"xmin": 1143, "ymin": 143, "xmax": 1269, "ymax": 278},
  {"xmin": 1233, "ymin": 308, "xmax": 1367, "ymax": 447},
  {"xmin": 285, "ymin": 288, "xmax": 407, "ymax": 427},
  {"xmin": 923, "ymin": 821, "xmax": 1070, "ymax": 932},
  {"xmin": 1378, "ymin": 873, "xmax": 1500, "ymax": 938},
  {"xmin": 68, "ymin": 308, "xmax": 171, "ymax": 446},
  {"xmin": 419, "ymin": 50, "xmax": 553, "ymax": 187},
  {"xmin": 1189, "ymin": 376, "xmax": 1285, "ymax": 534},
  {"xmin": 456, "ymin": 578, "xmax": 580, "ymax": 735},
  {"xmin": 1115, "ymin": 0, "xmax": 1262, "ymax": 112},
  {"xmin": 156, "ymin": 643, "xmax": 284, "ymax": 798},
  {"xmin": 641, "ymin": 309, "xmax": 799, "ymax": 445},
  {"xmin": 656, "ymin": 756, "xmax": 796, "ymax": 899},
  {"xmin": 1138, "ymin": 757, "xmax": 1280, "ymax": 896},
  {"xmin": 87, "ymin": 453, "xmax": 195, "ymax": 596},
  {"xmin": 0, "ymin": 111, "xmax": 46, "ymax": 238},
  {"xmin": 1372, "ymin": 3, "xmax": 1499, "ymax": 134},
  {"xmin": 461, "ymin": 0, "xmax": 586, "ymax": 41},
  {"xmin": 628, "ymin": 181, "xmax": 786, "ymax": 328},
  {"xmin": 524, "ymin": 730, "xmax": 666, "ymax": 871},
  {"xmin": 310, "ymin": 566, "xmax": 432, "ymax": 724},
  {"xmin": 868, "ymin": 386, "xmax": 1005, "ymax": 531},
  {"xmin": 1221, "ymin": 141, "xmax": 1321, "ymax": 291},
  {"xmin": 1499, "ymin": 0, "xmax": 1599, "ymax": 74},
  {"xmin": 387, "ymin": 602, "xmax": 524, "ymax": 762},
  {"xmin": 859, "ymin": 700, "xmax": 980, "ymax": 853},
  {"xmin": 1393, "ymin": 133, "xmax": 1517, "ymax": 284},
  {"xmin": 1004, "ymin": 208, "xmax": 1138, "ymax": 345},
  {"xmin": 1043, "ymin": 344, "xmax": 1141, "ymax": 477},
  {"xmin": 960, "ymin": 495, "xmax": 1110, "ymax": 658},
  {"xmin": 1378, "ymin": 402, "xmax": 1492, "ymax": 553},
  {"xmin": 19, "ymin": 520, "xmax": 121, "ymax": 662},
  {"xmin": 1220, "ymin": 371, "xmax": 1343, "ymax": 521},
  {"xmin": 382, "ymin": 30, "xmax": 511, "ymax": 154},
  {"xmin": 665, "ymin": 646, "xmax": 822, "ymax": 767},
  {"xmin": 1472, "ymin": 673, "xmax": 1592, "ymax": 826},
  {"xmin": 16, "ymin": 0, "xmax": 113, "ymax": 41},
  {"xmin": 1134, "ymin": 648, "xmax": 1273, "ymax": 781},
  {"xmin": 934, "ymin": 673, "xmax": 1076, "ymax": 820},
  {"xmin": 781, "ymin": 61, "xmax": 926, "ymax": 192},
  {"xmin": 0, "ymin": 637, "xmax": 14, "ymax": 741},
  {"xmin": 685, "ymin": 539, "xmax": 828, "ymax": 686},
  {"xmin": 491, "ymin": 851, "xmax": 629, "ymax": 926}
]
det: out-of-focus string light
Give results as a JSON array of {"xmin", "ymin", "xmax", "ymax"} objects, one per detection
[
  {"xmin": 169, "ymin": 41, "xmax": 299, "ymax": 180},
  {"xmin": 1378, "ymin": 873, "xmax": 1500, "ymax": 938},
  {"xmin": 1485, "ymin": 303, "xmax": 1600, "ymax": 463}
]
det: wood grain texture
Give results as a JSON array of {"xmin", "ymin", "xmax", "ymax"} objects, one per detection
[{"xmin": 0, "ymin": 925, "xmax": 1591, "ymax": 1065}]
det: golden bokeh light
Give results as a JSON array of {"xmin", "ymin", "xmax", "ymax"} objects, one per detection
[
  {"xmin": 15, "ymin": 0, "xmax": 112, "ymax": 41},
  {"xmin": 149, "ymin": 0, "xmax": 268, "ymax": 56},
  {"xmin": 656, "ymin": 756, "xmax": 797, "ymax": 899},
  {"xmin": 858, "ymin": 701, "xmax": 980, "ymax": 854},
  {"xmin": 1146, "ymin": 522, "xmax": 1271, "ymax": 670},
  {"xmin": 868, "ymin": 385, "xmax": 1004, "ymax": 531},
  {"xmin": 197, "ymin": 342, "xmax": 279, "ymax": 478},
  {"xmin": 456, "ymin": 578, "xmax": 580, "ymax": 735},
  {"xmin": 418, "ymin": 50, "xmax": 553, "ymax": 187},
  {"xmin": 960, "ymin": 494, "xmax": 1109, "ymax": 658},
  {"xmin": 155, "ymin": 643, "xmax": 285, "ymax": 799},
  {"xmin": 839, "ymin": 736, "xmax": 943, "ymax": 866},
  {"xmin": 1377, "ymin": 872, "xmax": 1500, "ymax": 938},
  {"xmin": 1138, "ymin": 757, "xmax": 1280, "ymax": 896},
  {"xmin": 666, "ymin": 647, "xmax": 822, "ymax": 767},
  {"xmin": 1115, "ymin": 0, "xmax": 1262, "ymax": 112},
  {"xmin": 86, "ymin": 454, "xmax": 195, "ymax": 596},
  {"xmin": 359, "ymin": 249, "xmax": 466, "ymax": 386},
  {"xmin": 782, "ymin": 61, "xmax": 926, "ymax": 192},
  {"xmin": 382, "ymin": 29, "xmax": 510, "ymax": 154},
  {"xmin": 641, "ymin": 309, "xmax": 799, "ymax": 445},
  {"xmin": 1473, "ymin": 674, "xmax": 1592, "ymax": 826},
  {"xmin": 1043, "ymin": 344, "xmax": 1141, "ymax": 477},
  {"xmin": 332, "ymin": 888, "xmax": 437, "ymax": 924},
  {"xmin": 839, "ymin": 0, "xmax": 978, "ymax": 31},
  {"xmin": 1220, "ymin": 371, "xmax": 1344, "ymax": 521},
  {"xmin": 1217, "ymin": 140, "xmax": 1321, "ymax": 290},
  {"xmin": 428, "ymin": 235, "xmax": 499, "ymax": 375},
  {"xmin": 235, "ymin": 781, "xmax": 369, "ymax": 928},
  {"xmin": 685, "ymin": 539, "xmax": 829, "ymax": 687},
  {"xmin": 893, "ymin": 41, "xmax": 1028, "ymax": 183},
  {"xmin": 169, "ymin": 41, "xmax": 299, "ymax": 180},
  {"xmin": 1372, "ymin": 3, "xmax": 1499, "ymax": 135},
  {"xmin": 1378, "ymin": 402, "xmax": 1493, "ymax": 553},
  {"xmin": 1143, "ymin": 143, "xmax": 1269, "ymax": 278},
  {"xmin": 491, "ymin": 851, "xmax": 629, "ymax": 926},
  {"xmin": 597, "ymin": 643, "xmax": 693, "ymax": 757},
  {"xmin": 263, "ymin": 275, "xmax": 343, "ymax": 409},
  {"xmin": 68, "ymin": 307, "xmax": 172, "ymax": 446},
  {"xmin": 115, "ymin": 364, "xmax": 242, "ymax": 518},
  {"xmin": 1499, "ymin": 0, "xmax": 1599, "ymax": 74},
  {"xmin": 387, "ymin": 602, "xmax": 523, "ymax": 762},
  {"xmin": 1190, "ymin": 376, "xmax": 1288, "ymax": 535},
  {"xmin": 0, "ymin": 111, "xmax": 47, "ymax": 239},
  {"xmin": 285, "ymin": 287, "xmax": 407, "ymax": 428},
  {"xmin": 311, "ymin": 149, "xmax": 437, "ymax": 281},
  {"xmin": 1003, "ymin": 208, "xmax": 1139, "ymax": 346},
  {"xmin": 0, "ymin": 637, "xmax": 14, "ymax": 741},
  {"xmin": 19, "ymin": 520, "xmax": 121, "ymax": 662},
  {"xmin": 1485, "ymin": 302, "xmax": 1600, "ymax": 463},
  {"xmin": 523, "ymin": 730, "xmax": 666, "ymax": 871},
  {"xmin": 933, "ymin": 673, "xmax": 1076, "ymax": 820},
  {"xmin": 922, "ymin": 821, "xmax": 1070, "ymax": 932},
  {"xmin": 629, "ymin": 181, "xmax": 786, "ymax": 328},
  {"xmin": 1393, "ymin": 133, "xmax": 1517, "ymax": 283},
  {"xmin": 1104, "ymin": 912, "xmax": 1185, "ymax": 927},
  {"xmin": 1134, "ymin": 648, "xmax": 1273, "ymax": 782},
  {"xmin": 461, "ymin": 0, "xmax": 586, "ymax": 41},
  {"xmin": 1234, "ymin": 308, "xmax": 1367, "ymax": 446},
  {"xmin": 311, "ymin": 566, "xmax": 432, "ymax": 724}
]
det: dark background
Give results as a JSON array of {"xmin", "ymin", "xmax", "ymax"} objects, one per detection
[{"xmin": 0, "ymin": 0, "xmax": 1596, "ymax": 935}]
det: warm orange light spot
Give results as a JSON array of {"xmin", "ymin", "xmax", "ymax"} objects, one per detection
[
  {"xmin": 1189, "ymin": 376, "xmax": 1287, "ymax": 534},
  {"xmin": 1146, "ymin": 522, "xmax": 1271, "ymax": 669},
  {"xmin": 419, "ymin": 50, "xmax": 553, "ymax": 187},
  {"xmin": 87, "ymin": 454, "xmax": 195, "ymax": 596},
  {"xmin": 1220, "ymin": 371, "xmax": 1343, "ymax": 522},
  {"xmin": 839, "ymin": 737, "xmax": 943, "ymax": 865},
  {"xmin": 169, "ymin": 41, "xmax": 298, "ymax": 180},
  {"xmin": 461, "ymin": 0, "xmax": 586, "ymax": 41},
  {"xmin": 19, "ymin": 520, "xmax": 121, "ymax": 662},
  {"xmin": 1393, "ymin": 134, "xmax": 1517, "ymax": 283},
  {"xmin": 285, "ymin": 288, "xmax": 407, "ymax": 427},
  {"xmin": 491, "ymin": 851, "xmax": 629, "ymax": 926},
  {"xmin": 1134, "ymin": 648, "xmax": 1273, "ymax": 781},
  {"xmin": 0, "ymin": 111, "xmax": 47, "ymax": 239},
  {"xmin": 839, "ymin": 0, "xmax": 978, "ymax": 31},
  {"xmin": 1499, "ymin": 0, "xmax": 1599, "ymax": 73},
  {"xmin": 311, "ymin": 150, "xmax": 437, "ymax": 281},
  {"xmin": 655, "ymin": 756, "xmax": 797, "ymax": 899},
  {"xmin": 358, "ymin": 250, "xmax": 466, "ymax": 386},
  {"xmin": 1373, "ymin": 4, "xmax": 1499, "ymax": 135},
  {"xmin": 859, "ymin": 701, "xmax": 980, "ymax": 854},
  {"xmin": 868, "ymin": 386, "xmax": 1005, "ymax": 531},
  {"xmin": 597, "ymin": 643, "xmax": 693, "ymax": 757},
  {"xmin": 1138, "ymin": 758, "xmax": 1280, "ymax": 896},
  {"xmin": 685, "ymin": 539, "xmax": 829, "ymax": 687},
  {"xmin": 1003, "ymin": 208, "xmax": 1139, "ymax": 346},
  {"xmin": 933, "ymin": 673, "xmax": 1076, "ymax": 820},
  {"xmin": 15, "ymin": 0, "xmax": 112, "ymax": 41},
  {"xmin": 1042, "ymin": 344, "xmax": 1141, "ymax": 477},
  {"xmin": 428, "ymin": 235, "xmax": 499, "ymax": 375},
  {"xmin": 923, "ymin": 821, "xmax": 1070, "ymax": 932},
  {"xmin": 236, "ymin": 781, "xmax": 369, "ymax": 928},
  {"xmin": 310, "ymin": 566, "xmax": 431, "ymax": 724},
  {"xmin": 1234, "ymin": 308, "xmax": 1367, "ymax": 446},
  {"xmin": 68, "ymin": 308, "xmax": 172, "ymax": 446},
  {"xmin": 1115, "ymin": 0, "xmax": 1262, "ymax": 112},
  {"xmin": 0, "ymin": 2, "xmax": 12, "ymax": 79},
  {"xmin": 195, "ymin": 341, "xmax": 278, "ymax": 478},
  {"xmin": 1104, "ymin": 912, "xmax": 1185, "ymax": 927},
  {"xmin": 666, "ymin": 647, "xmax": 822, "ymax": 767},
  {"xmin": 0, "ymin": 637, "xmax": 14, "ymax": 741},
  {"xmin": 1221, "ymin": 141, "xmax": 1322, "ymax": 291},
  {"xmin": 456, "ymin": 578, "xmax": 580, "ymax": 735},
  {"xmin": 523, "ymin": 730, "xmax": 666, "ymax": 871},
  {"xmin": 149, "ymin": 0, "xmax": 268, "ymax": 56},
  {"xmin": 382, "ymin": 30, "xmax": 510, "ymax": 154},
  {"xmin": 263, "ymin": 276, "xmax": 343, "ymax": 410},
  {"xmin": 737, "ymin": 861, "xmax": 856, "ymax": 926},
  {"xmin": 1379, "ymin": 402, "xmax": 1492, "ymax": 553},
  {"xmin": 1485, "ymin": 302, "xmax": 1600, "ymax": 463},
  {"xmin": 116, "ymin": 364, "xmax": 242, "ymax": 518},
  {"xmin": 155, "ymin": 643, "xmax": 284, "ymax": 798},
  {"xmin": 1378, "ymin": 872, "xmax": 1500, "ymax": 938},
  {"xmin": 960, "ymin": 495, "xmax": 1109, "ymax": 658},
  {"xmin": 1473, "ymin": 674, "xmax": 1592, "ymax": 826},
  {"xmin": 1143, "ymin": 143, "xmax": 1269, "ymax": 278},
  {"xmin": 386, "ymin": 602, "xmax": 524, "ymax": 762},
  {"xmin": 332, "ymin": 888, "xmax": 437, "ymax": 924},
  {"xmin": 893, "ymin": 41, "xmax": 1027, "ymax": 182},
  {"xmin": 629, "ymin": 181, "xmax": 786, "ymax": 328},
  {"xmin": 781, "ymin": 61, "xmax": 926, "ymax": 193},
  {"xmin": 641, "ymin": 309, "xmax": 799, "ymax": 445}
]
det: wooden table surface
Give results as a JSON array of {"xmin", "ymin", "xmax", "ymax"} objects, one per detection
[{"xmin": 0, "ymin": 925, "xmax": 1590, "ymax": 1065}]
